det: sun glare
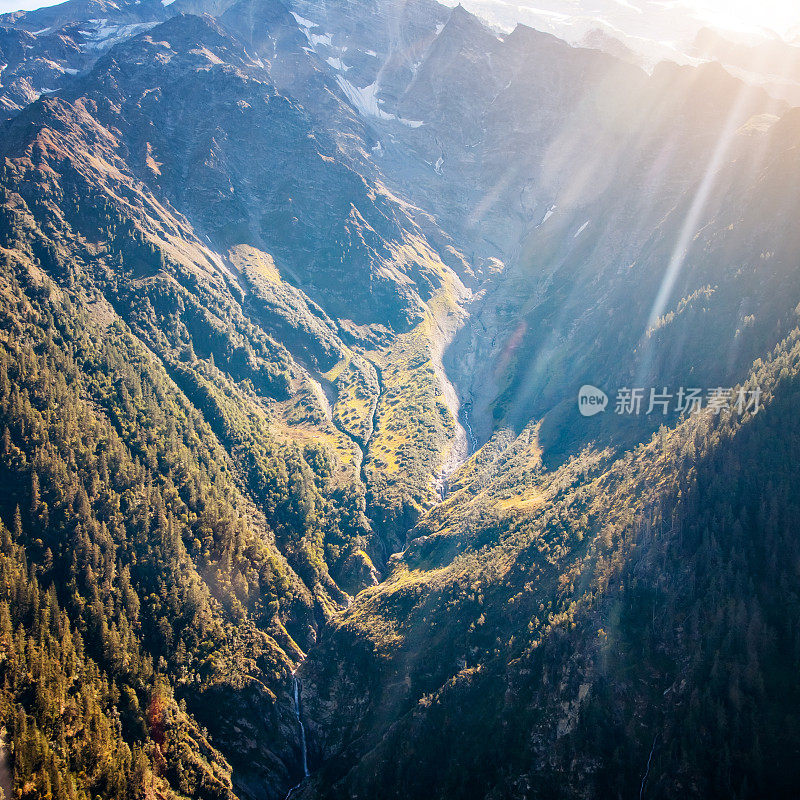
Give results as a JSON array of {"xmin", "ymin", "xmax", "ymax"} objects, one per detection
[{"xmin": 688, "ymin": 0, "xmax": 800, "ymax": 38}]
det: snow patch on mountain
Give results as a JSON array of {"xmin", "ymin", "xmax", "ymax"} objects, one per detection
[
  {"xmin": 574, "ymin": 220, "xmax": 590, "ymax": 237},
  {"xmin": 334, "ymin": 75, "xmax": 423, "ymax": 126},
  {"xmin": 335, "ymin": 77, "xmax": 389, "ymax": 118},
  {"xmin": 290, "ymin": 12, "xmax": 318, "ymax": 29},
  {"xmin": 82, "ymin": 19, "xmax": 157, "ymax": 50},
  {"xmin": 309, "ymin": 31, "xmax": 332, "ymax": 47},
  {"xmin": 540, "ymin": 205, "xmax": 556, "ymax": 225}
]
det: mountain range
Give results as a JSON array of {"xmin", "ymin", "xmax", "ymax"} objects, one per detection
[{"xmin": 2, "ymin": 0, "xmax": 800, "ymax": 798}]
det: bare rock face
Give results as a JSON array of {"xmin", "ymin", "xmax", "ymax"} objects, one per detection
[{"xmin": 281, "ymin": 0, "xmax": 448, "ymax": 99}]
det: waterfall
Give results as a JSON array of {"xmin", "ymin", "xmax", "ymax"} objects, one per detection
[
  {"xmin": 292, "ymin": 674, "xmax": 310, "ymax": 779},
  {"xmin": 284, "ymin": 672, "xmax": 310, "ymax": 800}
]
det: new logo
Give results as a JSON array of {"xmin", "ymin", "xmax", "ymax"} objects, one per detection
[{"xmin": 578, "ymin": 385, "xmax": 608, "ymax": 416}]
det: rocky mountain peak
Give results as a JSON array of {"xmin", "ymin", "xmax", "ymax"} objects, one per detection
[{"xmin": 439, "ymin": 1, "xmax": 492, "ymax": 44}]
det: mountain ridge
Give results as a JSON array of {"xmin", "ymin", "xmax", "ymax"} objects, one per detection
[{"xmin": 2, "ymin": 0, "xmax": 800, "ymax": 798}]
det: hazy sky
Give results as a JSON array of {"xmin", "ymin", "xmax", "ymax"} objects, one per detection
[
  {"xmin": 1, "ymin": 0, "xmax": 799, "ymax": 40},
  {"xmin": 449, "ymin": 0, "xmax": 800, "ymax": 47},
  {"xmin": 690, "ymin": 0, "xmax": 800, "ymax": 36},
  {"xmin": 0, "ymin": 0, "xmax": 50, "ymax": 10}
]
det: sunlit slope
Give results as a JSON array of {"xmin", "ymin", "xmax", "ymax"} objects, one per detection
[{"xmin": 300, "ymin": 327, "xmax": 800, "ymax": 800}]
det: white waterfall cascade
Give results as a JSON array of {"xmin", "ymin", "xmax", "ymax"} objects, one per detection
[
  {"xmin": 285, "ymin": 670, "xmax": 310, "ymax": 800},
  {"xmin": 292, "ymin": 673, "xmax": 310, "ymax": 779}
]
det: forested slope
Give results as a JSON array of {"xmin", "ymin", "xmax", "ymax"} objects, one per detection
[
  {"xmin": 299, "ymin": 332, "xmax": 800, "ymax": 800},
  {"xmin": 2, "ymin": 0, "xmax": 800, "ymax": 798},
  {"xmin": 0, "ymin": 237, "xmax": 330, "ymax": 798}
]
